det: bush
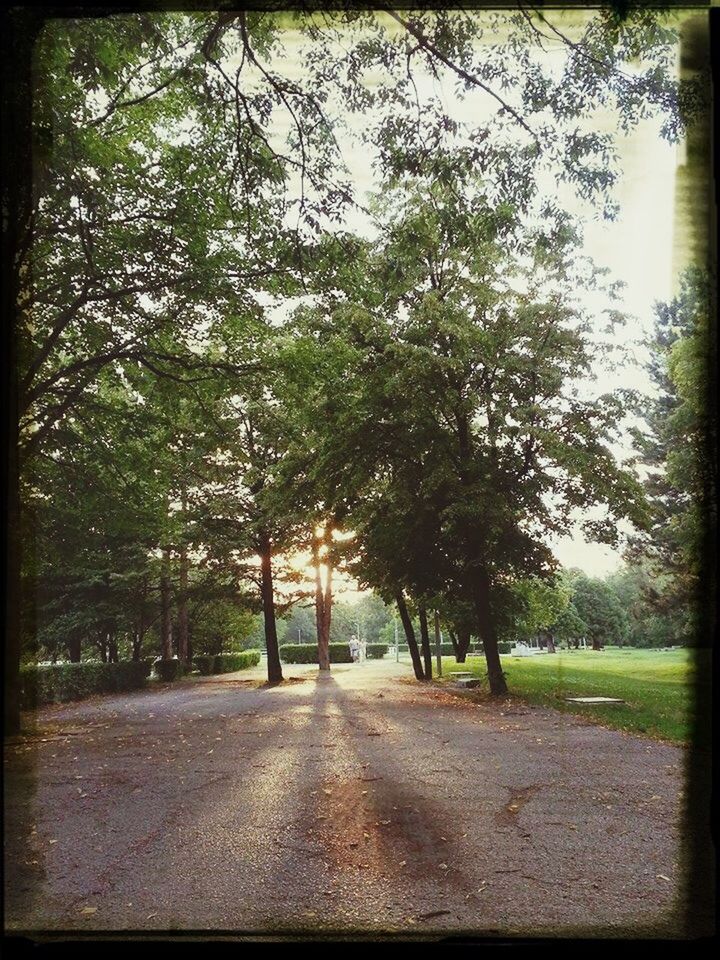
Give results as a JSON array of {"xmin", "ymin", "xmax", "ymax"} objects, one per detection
[
  {"xmin": 497, "ymin": 641, "xmax": 513, "ymax": 655},
  {"xmin": 213, "ymin": 650, "xmax": 261, "ymax": 673},
  {"xmin": 19, "ymin": 661, "xmax": 148, "ymax": 709},
  {"xmin": 395, "ymin": 642, "xmax": 484, "ymax": 657},
  {"xmin": 193, "ymin": 655, "xmax": 216, "ymax": 675},
  {"xmin": 365, "ymin": 643, "xmax": 388, "ymax": 660},
  {"xmin": 154, "ymin": 659, "xmax": 186, "ymax": 682},
  {"xmin": 279, "ymin": 643, "xmax": 353, "ymax": 664}
]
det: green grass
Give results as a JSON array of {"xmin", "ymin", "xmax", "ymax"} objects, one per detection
[{"xmin": 437, "ymin": 647, "xmax": 710, "ymax": 744}]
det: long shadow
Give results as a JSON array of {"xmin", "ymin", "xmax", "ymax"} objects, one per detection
[{"xmin": 5, "ymin": 667, "xmax": 687, "ymax": 939}]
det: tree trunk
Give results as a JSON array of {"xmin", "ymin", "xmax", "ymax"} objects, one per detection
[
  {"xmin": 455, "ymin": 626, "xmax": 471, "ymax": 663},
  {"xmin": 546, "ymin": 630, "xmax": 556, "ymax": 654},
  {"xmin": 591, "ymin": 636, "xmax": 603, "ymax": 651},
  {"xmin": 178, "ymin": 538, "xmax": 189, "ymax": 666},
  {"xmin": 313, "ymin": 528, "xmax": 331, "ymax": 671},
  {"xmin": 395, "ymin": 593, "xmax": 425, "ymax": 681},
  {"xmin": 132, "ymin": 610, "xmax": 146, "ymax": 661},
  {"xmin": 259, "ymin": 531, "xmax": 283, "ymax": 684},
  {"xmin": 474, "ymin": 568, "xmax": 508, "ymax": 696},
  {"xmin": 98, "ymin": 635, "xmax": 108, "ymax": 663},
  {"xmin": 448, "ymin": 629, "xmax": 460, "ymax": 659},
  {"xmin": 160, "ymin": 546, "xmax": 173, "ymax": 660},
  {"xmin": 68, "ymin": 632, "xmax": 82, "ymax": 663},
  {"xmin": 418, "ymin": 606, "xmax": 433, "ymax": 680},
  {"xmin": 108, "ymin": 633, "xmax": 118, "ymax": 663}
]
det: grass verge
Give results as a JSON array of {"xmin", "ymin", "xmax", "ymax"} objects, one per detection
[{"xmin": 436, "ymin": 648, "xmax": 708, "ymax": 744}]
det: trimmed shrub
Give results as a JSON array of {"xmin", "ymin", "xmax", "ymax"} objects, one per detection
[
  {"xmin": 213, "ymin": 650, "xmax": 261, "ymax": 673},
  {"xmin": 497, "ymin": 641, "xmax": 514, "ymax": 655},
  {"xmin": 154, "ymin": 659, "xmax": 186, "ymax": 682},
  {"xmin": 19, "ymin": 661, "xmax": 148, "ymax": 709},
  {"xmin": 193, "ymin": 655, "xmax": 216, "ymax": 675},
  {"xmin": 279, "ymin": 643, "xmax": 353, "ymax": 664},
  {"xmin": 394, "ymin": 642, "xmax": 484, "ymax": 657},
  {"xmin": 365, "ymin": 643, "xmax": 388, "ymax": 660}
]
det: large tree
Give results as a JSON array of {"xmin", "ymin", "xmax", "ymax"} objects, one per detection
[{"xmin": 628, "ymin": 269, "xmax": 715, "ymax": 648}]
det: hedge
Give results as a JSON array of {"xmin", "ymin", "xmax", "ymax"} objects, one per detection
[
  {"xmin": 19, "ymin": 661, "xmax": 149, "ymax": 709},
  {"xmin": 154, "ymin": 659, "xmax": 187, "ymax": 682},
  {"xmin": 365, "ymin": 643, "xmax": 388, "ymax": 660},
  {"xmin": 279, "ymin": 643, "xmax": 353, "ymax": 664},
  {"xmin": 193, "ymin": 655, "xmax": 216, "ymax": 675},
  {"xmin": 213, "ymin": 650, "xmax": 261, "ymax": 673},
  {"xmin": 397, "ymin": 643, "xmax": 485, "ymax": 657},
  {"xmin": 192, "ymin": 650, "xmax": 261, "ymax": 674}
]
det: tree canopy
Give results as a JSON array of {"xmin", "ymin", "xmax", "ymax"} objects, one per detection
[{"xmin": 3, "ymin": 6, "xmax": 711, "ymax": 729}]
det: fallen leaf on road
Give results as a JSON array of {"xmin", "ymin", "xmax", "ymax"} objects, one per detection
[
  {"xmin": 367, "ymin": 732, "xmax": 381, "ymax": 737},
  {"xmin": 657, "ymin": 874, "xmax": 672, "ymax": 882},
  {"xmin": 146, "ymin": 913, "xmax": 157, "ymax": 920},
  {"xmin": 80, "ymin": 907, "xmax": 97, "ymax": 915},
  {"xmin": 322, "ymin": 788, "xmax": 332, "ymax": 795},
  {"xmin": 438, "ymin": 863, "xmax": 448, "ymax": 871},
  {"xmin": 48, "ymin": 839, "xmax": 58, "ymax": 845}
]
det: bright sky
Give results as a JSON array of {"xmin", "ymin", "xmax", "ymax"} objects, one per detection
[{"xmin": 240, "ymin": 11, "xmax": 687, "ymax": 585}]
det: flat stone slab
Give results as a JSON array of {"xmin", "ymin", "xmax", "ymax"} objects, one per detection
[
  {"xmin": 449, "ymin": 671, "xmax": 473, "ymax": 678},
  {"xmin": 455, "ymin": 678, "xmax": 480, "ymax": 689},
  {"xmin": 563, "ymin": 696, "xmax": 626, "ymax": 704}
]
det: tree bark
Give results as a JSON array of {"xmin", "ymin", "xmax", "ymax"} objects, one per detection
[
  {"xmin": 259, "ymin": 531, "xmax": 283, "ymax": 684},
  {"xmin": 455, "ymin": 626, "xmax": 472, "ymax": 663},
  {"xmin": 68, "ymin": 631, "xmax": 82, "ymax": 663},
  {"xmin": 313, "ymin": 527, "xmax": 332, "ymax": 671},
  {"xmin": 178, "ymin": 540, "xmax": 189, "ymax": 666},
  {"xmin": 160, "ymin": 546, "xmax": 173, "ymax": 660},
  {"xmin": 395, "ymin": 593, "xmax": 425, "ymax": 681},
  {"xmin": 418, "ymin": 605, "xmax": 433, "ymax": 680},
  {"xmin": 546, "ymin": 630, "xmax": 556, "ymax": 654},
  {"xmin": 591, "ymin": 636, "xmax": 603, "ymax": 651},
  {"xmin": 474, "ymin": 568, "xmax": 508, "ymax": 696},
  {"xmin": 108, "ymin": 633, "xmax": 118, "ymax": 663},
  {"xmin": 97, "ymin": 635, "xmax": 108, "ymax": 663}
]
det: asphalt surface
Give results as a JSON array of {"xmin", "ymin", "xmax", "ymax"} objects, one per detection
[{"xmin": 4, "ymin": 659, "xmax": 688, "ymax": 938}]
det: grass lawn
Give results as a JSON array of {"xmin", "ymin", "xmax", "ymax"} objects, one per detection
[{"xmin": 436, "ymin": 647, "xmax": 710, "ymax": 744}]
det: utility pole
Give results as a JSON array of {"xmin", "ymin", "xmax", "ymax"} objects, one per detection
[
  {"xmin": 394, "ymin": 617, "xmax": 399, "ymax": 662},
  {"xmin": 434, "ymin": 610, "xmax": 442, "ymax": 678}
]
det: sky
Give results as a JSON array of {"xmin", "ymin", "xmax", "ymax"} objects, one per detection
[{"xmin": 234, "ymin": 10, "xmax": 688, "ymax": 588}]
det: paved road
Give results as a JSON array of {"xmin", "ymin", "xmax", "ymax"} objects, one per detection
[{"xmin": 5, "ymin": 659, "xmax": 688, "ymax": 938}]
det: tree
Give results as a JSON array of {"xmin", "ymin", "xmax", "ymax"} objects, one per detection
[
  {"xmin": 292, "ymin": 172, "xmax": 650, "ymax": 692},
  {"xmin": 628, "ymin": 269, "xmax": 715, "ymax": 648},
  {"xmin": 566, "ymin": 570, "xmax": 628, "ymax": 649}
]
